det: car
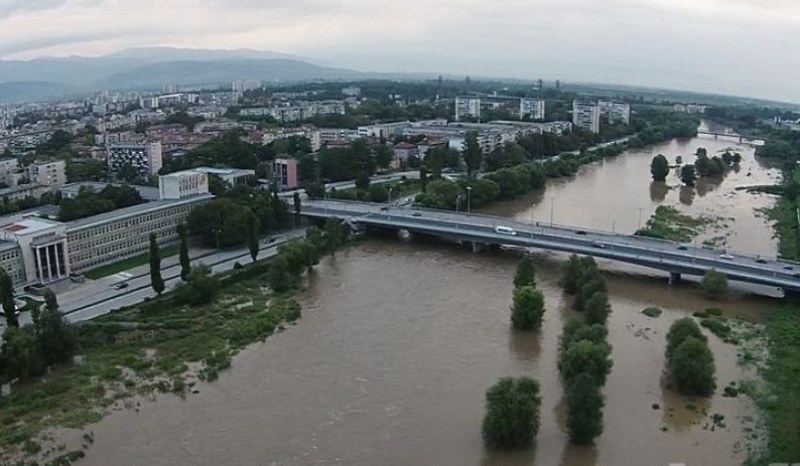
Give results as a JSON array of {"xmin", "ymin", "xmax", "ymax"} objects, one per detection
[
  {"xmin": 495, "ymin": 226, "xmax": 517, "ymax": 236},
  {"xmin": 755, "ymin": 258, "xmax": 768, "ymax": 264},
  {"xmin": 677, "ymin": 245, "xmax": 688, "ymax": 251},
  {"xmin": 794, "ymin": 273, "xmax": 800, "ymax": 279},
  {"xmin": 575, "ymin": 231, "xmax": 587, "ymax": 235},
  {"xmin": 719, "ymin": 253, "xmax": 734, "ymax": 260},
  {"xmin": 783, "ymin": 265, "xmax": 794, "ymax": 270},
  {"xmin": 380, "ymin": 206, "xmax": 389, "ymax": 211},
  {"xmin": 115, "ymin": 282, "xmax": 129, "ymax": 290},
  {"xmin": 592, "ymin": 242, "xmax": 605, "ymax": 249},
  {"xmin": 412, "ymin": 212, "xmax": 422, "ymax": 217}
]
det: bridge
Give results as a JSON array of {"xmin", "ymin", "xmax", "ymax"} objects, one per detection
[
  {"xmin": 300, "ymin": 199, "xmax": 800, "ymax": 292},
  {"xmin": 696, "ymin": 131, "xmax": 763, "ymax": 146}
]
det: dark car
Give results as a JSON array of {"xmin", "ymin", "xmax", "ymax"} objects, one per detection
[
  {"xmin": 412, "ymin": 212, "xmax": 422, "ymax": 217},
  {"xmin": 677, "ymin": 245, "xmax": 688, "ymax": 251},
  {"xmin": 575, "ymin": 231, "xmax": 587, "ymax": 235},
  {"xmin": 783, "ymin": 265, "xmax": 794, "ymax": 270},
  {"xmin": 755, "ymin": 258, "xmax": 768, "ymax": 264},
  {"xmin": 115, "ymin": 282, "xmax": 129, "ymax": 290}
]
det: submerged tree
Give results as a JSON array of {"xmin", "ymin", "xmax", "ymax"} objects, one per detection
[
  {"xmin": 482, "ymin": 377, "xmax": 542, "ymax": 450},
  {"xmin": 566, "ymin": 372, "xmax": 605, "ymax": 444},
  {"xmin": 650, "ymin": 154, "xmax": 670, "ymax": 182},
  {"xmin": 511, "ymin": 286, "xmax": 546, "ymax": 330},
  {"xmin": 513, "ymin": 256, "xmax": 536, "ymax": 288}
]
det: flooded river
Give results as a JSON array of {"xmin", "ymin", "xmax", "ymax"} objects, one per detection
[{"xmin": 77, "ymin": 126, "xmax": 777, "ymax": 466}]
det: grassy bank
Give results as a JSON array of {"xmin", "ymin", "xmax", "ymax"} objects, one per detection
[
  {"xmin": 83, "ymin": 245, "xmax": 180, "ymax": 280},
  {"xmin": 765, "ymin": 196, "xmax": 799, "ymax": 260}
]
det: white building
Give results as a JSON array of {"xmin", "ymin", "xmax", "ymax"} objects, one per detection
[
  {"xmin": 599, "ymin": 101, "xmax": 631, "ymax": 125},
  {"xmin": 27, "ymin": 160, "xmax": 66, "ymax": 192},
  {"xmin": 519, "ymin": 98, "xmax": 546, "ymax": 120},
  {"xmin": 159, "ymin": 170, "xmax": 209, "ymax": 200},
  {"xmin": 107, "ymin": 142, "xmax": 163, "ymax": 179},
  {"xmin": 0, "ymin": 217, "xmax": 69, "ymax": 285},
  {"xmin": 455, "ymin": 97, "xmax": 481, "ymax": 122},
  {"xmin": 191, "ymin": 167, "xmax": 255, "ymax": 186},
  {"xmin": 572, "ymin": 100, "xmax": 601, "ymax": 133},
  {"xmin": 341, "ymin": 86, "xmax": 361, "ymax": 97},
  {"xmin": 357, "ymin": 121, "xmax": 410, "ymax": 139}
]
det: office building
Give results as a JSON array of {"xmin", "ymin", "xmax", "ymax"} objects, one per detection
[
  {"xmin": 274, "ymin": 159, "xmax": 298, "ymax": 189},
  {"xmin": 454, "ymin": 97, "xmax": 481, "ymax": 121},
  {"xmin": 0, "ymin": 217, "xmax": 69, "ymax": 285},
  {"xmin": 599, "ymin": 101, "xmax": 631, "ymax": 125},
  {"xmin": 191, "ymin": 167, "xmax": 255, "ymax": 187},
  {"xmin": 159, "ymin": 170, "xmax": 210, "ymax": 200},
  {"xmin": 572, "ymin": 100, "xmax": 601, "ymax": 133},
  {"xmin": 520, "ymin": 98, "xmax": 546, "ymax": 120},
  {"xmin": 107, "ymin": 142, "xmax": 163, "ymax": 179}
]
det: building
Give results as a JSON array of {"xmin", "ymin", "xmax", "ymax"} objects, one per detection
[
  {"xmin": 107, "ymin": 142, "xmax": 163, "ymax": 179},
  {"xmin": 274, "ymin": 159, "xmax": 298, "ymax": 189},
  {"xmin": 65, "ymin": 194, "xmax": 213, "ymax": 272},
  {"xmin": 572, "ymin": 100, "xmax": 601, "ymax": 133},
  {"xmin": 0, "ymin": 184, "xmax": 48, "ymax": 202},
  {"xmin": 0, "ymin": 241, "xmax": 24, "ymax": 287},
  {"xmin": 341, "ymin": 86, "xmax": 361, "ymax": 97},
  {"xmin": 520, "ymin": 98, "xmax": 546, "ymax": 120},
  {"xmin": 159, "ymin": 170, "xmax": 209, "ymax": 199},
  {"xmin": 0, "ymin": 217, "xmax": 69, "ymax": 285},
  {"xmin": 27, "ymin": 160, "xmax": 66, "ymax": 192},
  {"xmin": 392, "ymin": 142, "xmax": 418, "ymax": 169},
  {"xmin": 239, "ymin": 101, "xmax": 346, "ymax": 123},
  {"xmin": 191, "ymin": 167, "xmax": 255, "ymax": 187},
  {"xmin": 0, "ymin": 158, "xmax": 19, "ymax": 182},
  {"xmin": 599, "ymin": 101, "xmax": 631, "ymax": 125},
  {"xmin": 358, "ymin": 121, "xmax": 410, "ymax": 139},
  {"xmin": 455, "ymin": 97, "xmax": 481, "ymax": 121}
]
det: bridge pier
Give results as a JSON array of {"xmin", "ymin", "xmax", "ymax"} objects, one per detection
[
  {"xmin": 471, "ymin": 242, "xmax": 486, "ymax": 253},
  {"xmin": 397, "ymin": 229, "xmax": 413, "ymax": 242},
  {"xmin": 668, "ymin": 272, "xmax": 681, "ymax": 286}
]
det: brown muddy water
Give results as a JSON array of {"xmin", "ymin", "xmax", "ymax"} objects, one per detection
[{"xmin": 75, "ymin": 129, "xmax": 776, "ymax": 466}]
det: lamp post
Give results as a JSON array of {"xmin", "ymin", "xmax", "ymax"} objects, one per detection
[
  {"xmin": 612, "ymin": 216, "xmax": 616, "ymax": 234},
  {"xmin": 550, "ymin": 197, "xmax": 555, "ymax": 227},
  {"xmin": 637, "ymin": 207, "xmax": 644, "ymax": 230},
  {"xmin": 466, "ymin": 186, "xmax": 472, "ymax": 214}
]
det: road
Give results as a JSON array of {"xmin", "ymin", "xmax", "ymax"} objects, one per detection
[{"xmin": 300, "ymin": 199, "xmax": 800, "ymax": 291}]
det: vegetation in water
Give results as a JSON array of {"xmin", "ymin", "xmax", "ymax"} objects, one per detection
[
  {"xmin": 635, "ymin": 206, "xmax": 711, "ymax": 242},
  {"xmin": 482, "ymin": 377, "xmax": 541, "ymax": 450}
]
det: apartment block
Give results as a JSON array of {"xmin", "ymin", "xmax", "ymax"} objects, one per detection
[
  {"xmin": 520, "ymin": 98, "xmax": 546, "ymax": 120},
  {"xmin": 107, "ymin": 142, "xmax": 163, "ymax": 179},
  {"xmin": 599, "ymin": 101, "xmax": 631, "ymax": 125},
  {"xmin": 454, "ymin": 97, "xmax": 481, "ymax": 122},
  {"xmin": 27, "ymin": 160, "xmax": 66, "ymax": 192},
  {"xmin": 572, "ymin": 100, "xmax": 601, "ymax": 133}
]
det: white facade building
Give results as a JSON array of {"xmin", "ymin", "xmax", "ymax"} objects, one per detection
[
  {"xmin": 27, "ymin": 160, "xmax": 66, "ymax": 192},
  {"xmin": 455, "ymin": 97, "xmax": 481, "ymax": 121},
  {"xmin": 0, "ymin": 217, "xmax": 70, "ymax": 285},
  {"xmin": 572, "ymin": 100, "xmax": 601, "ymax": 133},
  {"xmin": 159, "ymin": 171, "xmax": 209, "ymax": 199},
  {"xmin": 520, "ymin": 98, "xmax": 546, "ymax": 120},
  {"xmin": 599, "ymin": 101, "xmax": 631, "ymax": 125}
]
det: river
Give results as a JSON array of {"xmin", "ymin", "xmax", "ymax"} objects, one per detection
[{"xmin": 76, "ymin": 125, "xmax": 777, "ymax": 466}]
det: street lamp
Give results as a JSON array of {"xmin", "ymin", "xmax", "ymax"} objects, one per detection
[
  {"xmin": 612, "ymin": 216, "xmax": 616, "ymax": 234},
  {"xmin": 466, "ymin": 186, "xmax": 472, "ymax": 214},
  {"xmin": 637, "ymin": 207, "xmax": 644, "ymax": 230},
  {"xmin": 550, "ymin": 197, "xmax": 555, "ymax": 227}
]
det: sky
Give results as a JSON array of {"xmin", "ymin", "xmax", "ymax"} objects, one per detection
[{"xmin": 1, "ymin": 0, "xmax": 800, "ymax": 102}]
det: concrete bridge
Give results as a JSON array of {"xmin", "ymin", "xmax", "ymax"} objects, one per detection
[
  {"xmin": 300, "ymin": 199, "xmax": 800, "ymax": 292},
  {"xmin": 696, "ymin": 131, "xmax": 762, "ymax": 146}
]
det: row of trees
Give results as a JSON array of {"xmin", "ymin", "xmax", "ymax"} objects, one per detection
[
  {"xmin": 510, "ymin": 256, "xmax": 545, "ymax": 331},
  {"xmin": 560, "ymin": 255, "xmax": 613, "ymax": 444},
  {"xmin": 665, "ymin": 318, "xmax": 716, "ymax": 396}
]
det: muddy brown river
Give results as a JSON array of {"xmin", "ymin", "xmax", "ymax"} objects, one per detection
[{"xmin": 77, "ymin": 127, "xmax": 776, "ymax": 465}]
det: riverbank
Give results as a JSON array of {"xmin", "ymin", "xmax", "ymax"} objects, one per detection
[{"xmin": 0, "ymin": 225, "xmax": 346, "ymax": 465}]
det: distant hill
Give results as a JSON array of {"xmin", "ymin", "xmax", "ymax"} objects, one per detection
[
  {"xmin": 0, "ymin": 47, "xmax": 376, "ymax": 101},
  {"xmin": 0, "ymin": 81, "xmax": 81, "ymax": 104},
  {"xmin": 95, "ymin": 58, "xmax": 371, "ymax": 89}
]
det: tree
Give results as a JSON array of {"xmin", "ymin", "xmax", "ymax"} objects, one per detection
[
  {"xmin": 559, "ymin": 340, "xmax": 613, "ymax": 386},
  {"xmin": 669, "ymin": 337, "xmax": 716, "ymax": 396},
  {"xmin": 665, "ymin": 317, "xmax": 707, "ymax": 359},
  {"xmin": 574, "ymin": 277, "xmax": 606, "ymax": 312},
  {"xmin": 175, "ymin": 264, "xmax": 220, "ymax": 306},
  {"xmin": 355, "ymin": 171, "xmax": 370, "ymax": 191},
  {"xmin": 293, "ymin": 192, "xmax": 302, "ymax": 216},
  {"xmin": 680, "ymin": 164, "xmax": 697, "ymax": 186},
  {"xmin": 0, "ymin": 267, "xmax": 18, "ymax": 328},
  {"xmin": 511, "ymin": 286, "xmax": 546, "ymax": 330},
  {"xmin": 701, "ymin": 269, "xmax": 728, "ymax": 299},
  {"xmin": 43, "ymin": 288, "xmax": 58, "ymax": 312},
  {"xmin": 650, "ymin": 154, "xmax": 670, "ymax": 182},
  {"xmin": 562, "ymin": 255, "xmax": 598, "ymax": 294},
  {"xmin": 368, "ymin": 184, "xmax": 389, "ymax": 203},
  {"xmin": 566, "ymin": 373, "xmax": 604, "ymax": 444},
  {"xmin": 34, "ymin": 302, "xmax": 76, "ymax": 366},
  {"xmin": 374, "ymin": 144, "xmax": 394, "ymax": 170},
  {"xmin": 696, "ymin": 147, "xmax": 707, "ymax": 157},
  {"xmin": 584, "ymin": 291, "xmax": 611, "ymax": 326},
  {"xmin": 149, "ymin": 233, "xmax": 164, "ymax": 295},
  {"xmin": 324, "ymin": 218, "xmax": 347, "ymax": 252},
  {"xmin": 463, "ymin": 131, "xmax": 482, "ymax": 178},
  {"xmin": 513, "ymin": 256, "xmax": 536, "ymax": 288},
  {"xmin": 178, "ymin": 224, "xmax": 191, "ymax": 281},
  {"xmin": 0, "ymin": 327, "xmax": 42, "ymax": 380},
  {"xmin": 482, "ymin": 377, "xmax": 541, "ymax": 450},
  {"xmin": 266, "ymin": 256, "xmax": 293, "ymax": 293},
  {"xmin": 247, "ymin": 211, "xmax": 260, "ymax": 263},
  {"xmin": 419, "ymin": 166, "xmax": 428, "ymax": 192}
]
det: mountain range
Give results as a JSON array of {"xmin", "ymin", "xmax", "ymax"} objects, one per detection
[{"xmin": 0, "ymin": 47, "xmax": 393, "ymax": 103}]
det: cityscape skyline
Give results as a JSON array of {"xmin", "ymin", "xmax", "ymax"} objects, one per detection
[{"xmin": 1, "ymin": 0, "xmax": 799, "ymax": 103}]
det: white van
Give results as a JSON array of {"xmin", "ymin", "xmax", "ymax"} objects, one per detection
[{"xmin": 495, "ymin": 226, "xmax": 517, "ymax": 236}]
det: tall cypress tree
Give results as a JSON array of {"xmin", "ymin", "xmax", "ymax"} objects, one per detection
[
  {"xmin": 149, "ymin": 233, "xmax": 164, "ymax": 295},
  {"xmin": 0, "ymin": 268, "xmax": 18, "ymax": 327},
  {"xmin": 177, "ymin": 223, "xmax": 191, "ymax": 281},
  {"xmin": 247, "ymin": 211, "xmax": 260, "ymax": 262}
]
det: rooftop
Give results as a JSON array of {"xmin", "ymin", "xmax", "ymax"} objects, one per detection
[
  {"xmin": 0, "ymin": 217, "xmax": 62, "ymax": 236},
  {"xmin": 66, "ymin": 194, "xmax": 214, "ymax": 232}
]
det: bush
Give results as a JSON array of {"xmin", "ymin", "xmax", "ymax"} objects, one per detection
[
  {"xmin": 482, "ymin": 377, "xmax": 541, "ymax": 450},
  {"xmin": 559, "ymin": 339, "xmax": 613, "ymax": 387},
  {"xmin": 368, "ymin": 184, "xmax": 389, "ymax": 203},
  {"xmin": 560, "ymin": 319, "xmax": 608, "ymax": 353},
  {"xmin": 700, "ymin": 318, "xmax": 732, "ymax": 340},
  {"xmin": 511, "ymin": 286, "xmax": 545, "ymax": 330},
  {"xmin": 563, "ymin": 255, "xmax": 598, "ymax": 294},
  {"xmin": 666, "ymin": 317, "xmax": 706, "ymax": 359},
  {"xmin": 705, "ymin": 307, "xmax": 723, "ymax": 317},
  {"xmin": 513, "ymin": 256, "xmax": 536, "ymax": 289},
  {"xmin": 642, "ymin": 307, "xmax": 662, "ymax": 318},
  {"xmin": 574, "ymin": 278, "xmax": 606, "ymax": 312},
  {"xmin": 701, "ymin": 269, "xmax": 729, "ymax": 299},
  {"xmin": 175, "ymin": 264, "xmax": 220, "ymax": 306},
  {"xmin": 566, "ymin": 373, "xmax": 605, "ymax": 444},
  {"xmin": 669, "ymin": 337, "xmax": 716, "ymax": 396},
  {"xmin": 584, "ymin": 292, "xmax": 611, "ymax": 326}
]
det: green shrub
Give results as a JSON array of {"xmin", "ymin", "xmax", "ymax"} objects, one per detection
[
  {"xmin": 642, "ymin": 307, "xmax": 662, "ymax": 318},
  {"xmin": 511, "ymin": 286, "xmax": 546, "ymax": 330},
  {"xmin": 669, "ymin": 337, "xmax": 716, "ymax": 397},
  {"xmin": 701, "ymin": 269, "xmax": 729, "ymax": 299},
  {"xmin": 482, "ymin": 377, "xmax": 541, "ymax": 450}
]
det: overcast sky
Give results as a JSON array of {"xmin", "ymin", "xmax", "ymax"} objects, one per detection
[{"xmin": 1, "ymin": 0, "xmax": 799, "ymax": 102}]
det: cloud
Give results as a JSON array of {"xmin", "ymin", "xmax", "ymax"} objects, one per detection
[{"xmin": 0, "ymin": 0, "xmax": 798, "ymax": 102}]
